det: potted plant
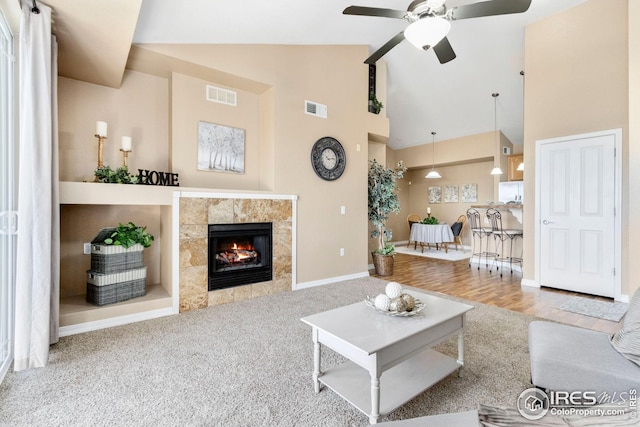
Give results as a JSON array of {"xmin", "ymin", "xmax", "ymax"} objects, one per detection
[
  {"xmin": 368, "ymin": 92, "xmax": 384, "ymax": 114},
  {"xmin": 368, "ymin": 159, "xmax": 406, "ymax": 275},
  {"xmin": 104, "ymin": 221, "xmax": 154, "ymax": 248},
  {"xmin": 94, "ymin": 165, "xmax": 139, "ymax": 184}
]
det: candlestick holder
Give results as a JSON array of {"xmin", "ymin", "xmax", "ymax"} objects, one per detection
[
  {"xmin": 94, "ymin": 134, "xmax": 107, "ymax": 181},
  {"xmin": 120, "ymin": 148, "xmax": 132, "ymax": 168}
]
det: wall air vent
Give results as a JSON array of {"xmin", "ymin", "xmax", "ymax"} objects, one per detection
[
  {"xmin": 206, "ymin": 85, "xmax": 237, "ymax": 106},
  {"xmin": 305, "ymin": 100, "xmax": 327, "ymax": 119}
]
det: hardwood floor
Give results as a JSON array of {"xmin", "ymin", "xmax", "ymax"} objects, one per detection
[{"xmin": 370, "ymin": 253, "xmax": 621, "ymax": 334}]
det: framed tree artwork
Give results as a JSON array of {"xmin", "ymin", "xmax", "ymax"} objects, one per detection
[
  {"xmin": 444, "ymin": 185, "xmax": 459, "ymax": 203},
  {"xmin": 461, "ymin": 183, "xmax": 478, "ymax": 203},
  {"xmin": 428, "ymin": 186, "xmax": 442, "ymax": 204},
  {"xmin": 197, "ymin": 121, "xmax": 245, "ymax": 174}
]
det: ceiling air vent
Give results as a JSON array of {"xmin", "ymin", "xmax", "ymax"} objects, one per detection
[
  {"xmin": 206, "ymin": 85, "xmax": 237, "ymax": 106},
  {"xmin": 305, "ymin": 100, "xmax": 327, "ymax": 119}
]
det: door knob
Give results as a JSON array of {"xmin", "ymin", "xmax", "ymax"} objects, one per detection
[{"xmin": 542, "ymin": 219, "xmax": 554, "ymax": 225}]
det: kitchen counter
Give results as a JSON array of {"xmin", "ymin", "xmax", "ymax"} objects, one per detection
[
  {"xmin": 471, "ymin": 203, "xmax": 523, "ymax": 209},
  {"xmin": 471, "ymin": 204, "xmax": 523, "ymax": 224}
]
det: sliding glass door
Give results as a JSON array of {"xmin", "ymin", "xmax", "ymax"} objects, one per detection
[{"xmin": 0, "ymin": 10, "xmax": 16, "ymax": 383}]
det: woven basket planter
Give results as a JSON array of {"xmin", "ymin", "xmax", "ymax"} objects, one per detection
[
  {"xmin": 86, "ymin": 267, "xmax": 147, "ymax": 306},
  {"xmin": 372, "ymin": 252, "xmax": 394, "ymax": 276},
  {"xmin": 90, "ymin": 243, "xmax": 144, "ymax": 274}
]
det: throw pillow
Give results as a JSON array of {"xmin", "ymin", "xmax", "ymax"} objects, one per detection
[
  {"xmin": 451, "ymin": 221, "xmax": 463, "ymax": 236},
  {"xmin": 611, "ymin": 287, "xmax": 640, "ymax": 367}
]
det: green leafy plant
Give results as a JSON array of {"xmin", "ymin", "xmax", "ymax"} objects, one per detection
[
  {"xmin": 369, "ymin": 92, "xmax": 384, "ymax": 114},
  {"xmin": 368, "ymin": 159, "xmax": 407, "ymax": 255},
  {"xmin": 95, "ymin": 165, "xmax": 139, "ymax": 184},
  {"xmin": 422, "ymin": 216, "xmax": 439, "ymax": 225},
  {"xmin": 104, "ymin": 222, "xmax": 154, "ymax": 248}
]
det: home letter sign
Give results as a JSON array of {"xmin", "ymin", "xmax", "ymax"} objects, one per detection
[{"xmin": 138, "ymin": 169, "xmax": 180, "ymax": 187}]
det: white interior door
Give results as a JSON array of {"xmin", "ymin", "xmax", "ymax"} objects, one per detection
[
  {"xmin": 0, "ymin": 9, "xmax": 15, "ymax": 383},
  {"xmin": 538, "ymin": 131, "xmax": 617, "ymax": 298}
]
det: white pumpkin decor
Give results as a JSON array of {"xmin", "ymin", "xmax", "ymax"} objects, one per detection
[
  {"xmin": 385, "ymin": 282, "xmax": 403, "ymax": 299},
  {"xmin": 374, "ymin": 294, "xmax": 391, "ymax": 311}
]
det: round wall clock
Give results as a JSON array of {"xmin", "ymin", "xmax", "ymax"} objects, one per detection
[{"xmin": 311, "ymin": 137, "xmax": 346, "ymax": 181}]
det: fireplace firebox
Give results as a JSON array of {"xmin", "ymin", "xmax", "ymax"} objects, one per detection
[{"xmin": 208, "ymin": 222, "xmax": 272, "ymax": 291}]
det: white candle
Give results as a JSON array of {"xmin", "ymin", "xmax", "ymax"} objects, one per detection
[
  {"xmin": 96, "ymin": 121, "xmax": 108, "ymax": 137},
  {"xmin": 427, "ymin": 207, "xmax": 431, "ymax": 214},
  {"xmin": 121, "ymin": 136, "xmax": 132, "ymax": 151}
]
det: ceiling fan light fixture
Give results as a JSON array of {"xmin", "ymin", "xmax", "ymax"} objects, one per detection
[{"xmin": 404, "ymin": 17, "xmax": 451, "ymax": 51}]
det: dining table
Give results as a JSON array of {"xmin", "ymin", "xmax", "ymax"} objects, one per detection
[{"xmin": 410, "ymin": 223, "xmax": 455, "ymax": 253}]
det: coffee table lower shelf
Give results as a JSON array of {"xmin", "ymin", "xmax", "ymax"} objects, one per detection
[{"xmin": 319, "ymin": 349, "xmax": 460, "ymax": 418}]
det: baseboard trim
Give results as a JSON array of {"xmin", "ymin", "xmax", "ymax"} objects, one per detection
[
  {"xmin": 59, "ymin": 307, "xmax": 176, "ymax": 337},
  {"xmin": 294, "ymin": 271, "xmax": 370, "ymax": 290},
  {"xmin": 521, "ymin": 279, "xmax": 539, "ymax": 288}
]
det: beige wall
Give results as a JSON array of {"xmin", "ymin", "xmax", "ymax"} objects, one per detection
[
  {"xmin": 395, "ymin": 131, "xmax": 495, "ymax": 169},
  {"xmin": 629, "ymin": 0, "xmax": 640, "ymax": 298},
  {"xmin": 170, "ymin": 72, "xmax": 264, "ymax": 190},
  {"xmin": 58, "ymin": 71, "xmax": 169, "ymax": 181},
  {"xmin": 524, "ymin": 0, "xmax": 634, "ymax": 295},
  {"xmin": 59, "ymin": 44, "xmax": 374, "ymax": 286},
  {"xmin": 398, "ymin": 161, "xmax": 494, "ymax": 245}
]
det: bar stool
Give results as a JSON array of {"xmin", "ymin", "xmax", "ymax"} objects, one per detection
[
  {"xmin": 466, "ymin": 208, "xmax": 493, "ymax": 269},
  {"xmin": 486, "ymin": 208, "xmax": 523, "ymax": 277}
]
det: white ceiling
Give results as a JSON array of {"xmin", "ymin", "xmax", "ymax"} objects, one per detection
[{"xmin": 132, "ymin": 0, "xmax": 588, "ymax": 149}]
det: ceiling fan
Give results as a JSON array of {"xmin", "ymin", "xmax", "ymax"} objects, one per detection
[{"xmin": 343, "ymin": 0, "xmax": 532, "ymax": 64}]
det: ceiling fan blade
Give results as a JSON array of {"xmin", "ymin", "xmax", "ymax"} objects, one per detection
[
  {"xmin": 433, "ymin": 37, "xmax": 456, "ymax": 64},
  {"xmin": 451, "ymin": 0, "xmax": 532, "ymax": 20},
  {"xmin": 343, "ymin": 6, "xmax": 406, "ymax": 19},
  {"xmin": 364, "ymin": 31, "xmax": 405, "ymax": 64}
]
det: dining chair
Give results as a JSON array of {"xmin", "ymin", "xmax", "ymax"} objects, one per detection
[
  {"xmin": 450, "ymin": 214, "xmax": 466, "ymax": 252},
  {"xmin": 407, "ymin": 214, "xmax": 422, "ymax": 249}
]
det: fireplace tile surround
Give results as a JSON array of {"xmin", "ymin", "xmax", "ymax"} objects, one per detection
[{"xmin": 178, "ymin": 194, "xmax": 295, "ymax": 312}]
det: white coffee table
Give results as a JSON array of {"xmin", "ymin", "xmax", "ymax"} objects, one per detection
[{"xmin": 300, "ymin": 290, "xmax": 473, "ymax": 424}]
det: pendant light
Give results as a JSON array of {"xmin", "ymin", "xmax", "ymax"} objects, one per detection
[
  {"xmin": 425, "ymin": 131, "xmax": 442, "ymax": 179},
  {"xmin": 517, "ymin": 162, "xmax": 524, "ymax": 171},
  {"xmin": 490, "ymin": 93, "xmax": 503, "ymax": 175}
]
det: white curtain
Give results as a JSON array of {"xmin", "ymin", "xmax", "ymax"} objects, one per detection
[{"xmin": 14, "ymin": 2, "xmax": 59, "ymax": 371}]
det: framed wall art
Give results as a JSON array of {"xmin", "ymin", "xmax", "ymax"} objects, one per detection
[
  {"xmin": 461, "ymin": 183, "xmax": 478, "ymax": 203},
  {"xmin": 197, "ymin": 121, "xmax": 245, "ymax": 174},
  {"xmin": 428, "ymin": 186, "xmax": 442, "ymax": 204},
  {"xmin": 444, "ymin": 185, "xmax": 459, "ymax": 203}
]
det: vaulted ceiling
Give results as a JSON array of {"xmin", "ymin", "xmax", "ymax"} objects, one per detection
[{"xmin": 34, "ymin": 0, "xmax": 589, "ymax": 149}]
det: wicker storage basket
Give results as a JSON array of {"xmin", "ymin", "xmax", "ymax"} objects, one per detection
[
  {"xmin": 90, "ymin": 228, "xmax": 144, "ymax": 274},
  {"xmin": 86, "ymin": 267, "xmax": 147, "ymax": 306}
]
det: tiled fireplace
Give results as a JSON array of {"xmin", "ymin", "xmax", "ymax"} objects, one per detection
[{"xmin": 178, "ymin": 194, "xmax": 294, "ymax": 312}]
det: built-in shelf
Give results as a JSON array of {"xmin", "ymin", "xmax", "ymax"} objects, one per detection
[
  {"xmin": 59, "ymin": 181, "xmax": 178, "ymax": 336},
  {"xmin": 60, "ymin": 283, "xmax": 172, "ymax": 328}
]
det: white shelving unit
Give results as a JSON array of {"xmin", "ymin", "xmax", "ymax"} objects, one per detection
[{"xmin": 58, "ymin": 181, "xmax": 178, "ymax": 337}]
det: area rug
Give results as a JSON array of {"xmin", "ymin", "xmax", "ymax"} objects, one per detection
[
  {"xmin": 559, "ymin": 296, "xmax": 628, "ymax": 322},
  {"xmin": 0, "ymin": 277, "xmax": 534, "ymax": 426},
  {"xmin": 394, "ymin": 243, "xmax": 471, "ymax": 261}
]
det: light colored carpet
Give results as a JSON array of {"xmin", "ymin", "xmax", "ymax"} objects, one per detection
[
  {"xmin": 394, "ymin": 243, "xmax": 471, "ymax": 261},
  {"xmin": 559, "ymin": 296, "xmax": 628, "ymax": 322},
  {"xmin": 0, "ymin": 277, "xmax": 535, "ymax": 426}
]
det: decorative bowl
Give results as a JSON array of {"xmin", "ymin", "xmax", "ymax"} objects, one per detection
[{"xmin": 364, "ymin": 296, "xmax": 425, "ymax": 317}]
